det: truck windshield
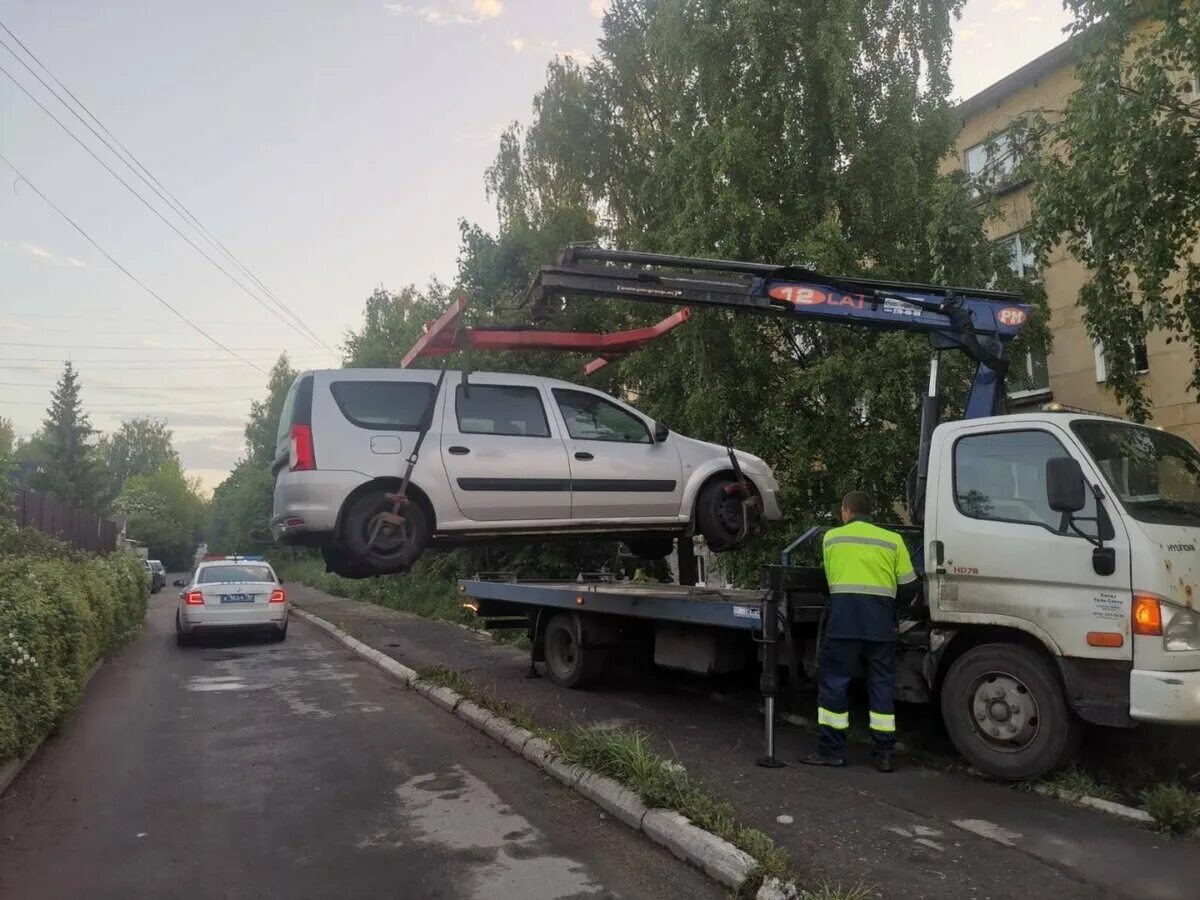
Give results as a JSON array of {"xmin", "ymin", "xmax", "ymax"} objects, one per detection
[{"xmin": 1071, "ymin": 421, "xmax": 1200, "ymax": 526}]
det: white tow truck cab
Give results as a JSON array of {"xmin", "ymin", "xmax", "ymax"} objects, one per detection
[{"xmin": 906, "ymin": 407, "xmax": 1200, "ymax": 777}]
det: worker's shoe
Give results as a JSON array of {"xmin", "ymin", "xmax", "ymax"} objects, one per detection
[
  {"xmin": 874, "ymin": 752, "xmax": 895, "ymax": 773},
  {"xmin": 799, "ymin": 753, "xmax": 846, "ymax": 768}
]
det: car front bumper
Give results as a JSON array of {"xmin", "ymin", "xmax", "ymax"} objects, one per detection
[{"xmin": 1130, "ymin": 668, "xmax": 1200, "ymax": 724}]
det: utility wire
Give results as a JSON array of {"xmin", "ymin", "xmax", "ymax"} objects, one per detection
[
  {"xmin": 0, "ymin": 19, "xmax": 326, "ymax": 348},
  {"xmin": 0, "ymin": 152, "xmax": 266, "ymax": 374},
  {"xmin": 0, "ymin": 397, "xmax": 256, "ymax": 408},
  {"xmin": 0, "ymin": 340, "xmax": 335, "ymax": 352},
  {"xmin": 0, "ymin": 59, "xmax": 333, "ymax": 351},
  {"xmin": 0, "ymin": 381, "xmax": 267, "ymax": 390}
]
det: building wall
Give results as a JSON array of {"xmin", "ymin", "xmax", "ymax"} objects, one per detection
[{"xmin": 947, "ymin": 42, "xmax": 1200, "ymax": 447}]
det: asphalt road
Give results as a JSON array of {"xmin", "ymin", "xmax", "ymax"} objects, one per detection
[{"xmin": 0, "ymin": 587, "xmax": 721, "ymax": 900}]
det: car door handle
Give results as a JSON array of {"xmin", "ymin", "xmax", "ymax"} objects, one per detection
[
  {"xmin": 574, "ymin": 451, "xmax": 594, "ymax": 461},
  {"xmin": 448, "ymin": 446, "xmax": 470, "ymax": 455}
]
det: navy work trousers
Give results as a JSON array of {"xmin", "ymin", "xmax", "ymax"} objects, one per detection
[{"xmin": 816, "ymin": 637, "xmax": 896, "ymax": 759}]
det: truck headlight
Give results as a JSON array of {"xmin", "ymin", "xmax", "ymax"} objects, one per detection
[{"xmin": 1162, "ymin": 603, "xmax": 1200, "ymax": 652}]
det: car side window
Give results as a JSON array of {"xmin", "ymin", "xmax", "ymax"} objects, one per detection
[
  {"xmin": 330, "ymin": 380, "xmax": 435, "ymax": 431},
  {"xmin": 455, "ymin": 385, "xmax": 550, "ymax": 437},
  {"xmin": 953, "ymin": 430, "xmax": 1099, "ymax": 538},
  {"xmin": 553, "ymin": 389, "xmax": 651, "ymax": 444}
]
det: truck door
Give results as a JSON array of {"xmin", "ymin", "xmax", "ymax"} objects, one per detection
[
  {"xmin": 441, "ymin": 380, "xmax": 572, "ymax": 521},
  {"xmin": 929, "ymin": 422, "xmax": 1132, "ymax": 661},
  {"xmin": 549, "ymin": 387, "xmax": 683, "ymax": 519}
]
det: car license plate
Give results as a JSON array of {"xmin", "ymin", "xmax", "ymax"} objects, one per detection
[{"xmin": 219, "ymin": 593, "xmax": 254, "ymax": 604}]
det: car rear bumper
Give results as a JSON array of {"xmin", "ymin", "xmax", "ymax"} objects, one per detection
[
  {"xmin": 1130, "ymin": 668, "xmax": 1200, "ymax": 724},
  {"xmin": 181, "ymin": 606, "xmax": 288, "ymax": 632},
  {"xmin": 272, "ymin": 469, "xmax": 369, "ymax": 543}
]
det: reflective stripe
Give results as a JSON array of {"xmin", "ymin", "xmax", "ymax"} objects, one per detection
[
  {"xmin": 828, "ymin": 583, "xmax": 897, "ymax": 598},
  {"xmin": 869, "ymin": 711, "xmax": 896, "ymax": 733},
  {"xmin": 818, "ymin": 707, "xmax": 850, "ymax": 730},
  {"xmin": 824, "ymin": 535, "xmax": 897, "ymax": 551},
  {"xmin": 897, "ymin": 571, "xmax": 918, "ymax": 585}
]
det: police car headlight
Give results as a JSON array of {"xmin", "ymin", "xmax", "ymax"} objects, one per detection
[{"xmin": 1162, "ymin": 603, "xmax": 1200, "ymax": 652}]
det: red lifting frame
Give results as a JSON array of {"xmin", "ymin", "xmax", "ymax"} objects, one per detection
[{"xmin": 401, "ymin": 295, "xmax": 692, "ymax": 373}]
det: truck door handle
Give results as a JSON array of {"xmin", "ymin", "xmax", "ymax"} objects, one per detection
[
  {"xmin": 930, "ymin": 540, "xmax": 945, "ymax": 572},
  {"xmin": 448, "ymin": 446, "xmax": 470, "ymax": 455},
  {"xmin": 574, "ymin": 451, "xmax": 594, "ymax": 461}
]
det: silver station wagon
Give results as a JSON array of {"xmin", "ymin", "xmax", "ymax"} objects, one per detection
[{"xmin": 270, "ymin": 369, "xmax": 782, "ymax": 577}]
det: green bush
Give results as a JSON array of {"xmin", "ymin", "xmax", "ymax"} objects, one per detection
[
  {"xmin": 0, "ymin": 523, "xmax": 147, "ymax": 764},
  {"xmin": 1142, "ymin": 784, "xmax": 1200, "ymax": 837}
]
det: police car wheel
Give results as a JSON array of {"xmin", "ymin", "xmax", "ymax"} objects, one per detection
[{"xmin": 941, "ymin": 642, "xmax": 1079, "ymax": 781}]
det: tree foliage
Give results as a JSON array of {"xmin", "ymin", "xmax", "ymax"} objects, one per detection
[
  {"xmin": 113, "ymin": 458, "xmax": 206, "ymax": 569},
  {"xmin": 95, "ymin": 417, "xmax": 179, "ymax": 510},
  {"xmin": 243, "ymin": 354, "xmax": 298, "ymax": 465},
  {"xmin": 22, "ymin": 363, "xmax": 102, "ymax": 511},
  {"xmin": 1022, "ymin": 2, "xmax": 1200, "ymax": 421}
]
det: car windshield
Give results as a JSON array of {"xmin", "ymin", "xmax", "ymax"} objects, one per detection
[
  {"xmin": 1071, "ymin": 421, "xmax": 1200, "ymax": 525},
  {"xmin": 197, "ymin": 565, "xmax": 275, "ymax": 584}
]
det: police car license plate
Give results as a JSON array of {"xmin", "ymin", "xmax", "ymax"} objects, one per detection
[{"xmin": 219, "ymin": 593, "xmax": 254, "ymax": 604}]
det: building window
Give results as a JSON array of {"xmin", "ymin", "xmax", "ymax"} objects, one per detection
[
  {"xmin": 965, "ymin": 132, "xmax": 1020, "ymax": 192},
  {"xmin": 998, "ymin": 230, "xmax": 1037, "ymax": 280},
  {"xmin": 1094, "ymin": 310, "xmax": 1150, "ymax": 383}
]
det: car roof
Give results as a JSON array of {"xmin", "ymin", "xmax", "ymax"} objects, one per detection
[{"xmin": 304, "ymin": 368, "xmax": 622, "ymax": 394}]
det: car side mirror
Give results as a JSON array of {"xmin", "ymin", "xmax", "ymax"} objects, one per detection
[
  {"xmin": 278, "ymin": 579, "xmax": 286, "ymax": 585},
  {"xmin": 1046, "ymin": 456, "xmax": 1087, "ymax": 513},
  {"xmin": 173, "ymin": 579, "xmax": 186, "ymax": 587},
  {"xmin": 653, "ymin": 421, "xmax": 670, "ymax": 443}
]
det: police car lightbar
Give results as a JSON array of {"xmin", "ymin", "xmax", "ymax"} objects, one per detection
[{"xmin": 201, "ymin": 554, "xmax": 267, "ymax": 561}]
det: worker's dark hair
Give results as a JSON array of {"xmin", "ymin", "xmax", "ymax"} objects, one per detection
[{"xmin": 841, "ymin": 490, "xmax": 872, "ymax": 517}]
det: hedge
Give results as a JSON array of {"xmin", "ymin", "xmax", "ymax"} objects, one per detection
[{"xmin": 0, "ymin": 522, "xmax": 147, "ymax": 765}]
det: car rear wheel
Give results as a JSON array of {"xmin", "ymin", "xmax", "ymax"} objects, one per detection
[
  {"xmin": 696, "ymin": 478, "xmax": 761, "ymax": 551},
  {"xmin": 339, "ymin": 490, "xmax": 430, "ymax": 576},
  {"xmin": 271, "ymin": 621, "xmax": 288, "ymax": 643},
  {"xmin": 174, "ymin": 611, "xmax": 192, "ymax": 647}
]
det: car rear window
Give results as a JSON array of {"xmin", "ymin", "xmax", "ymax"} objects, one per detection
[
  {"xmin": 198, "ymin": 565, "xmax": 275, "ymax": 584},
  {"xmin": 329, "ymin": 380, "xmax": 436, "ymax": 431},
  {"xmin": 276, "ymin": 374, "xmax": 313, "ymax": 446},
  {"xmin": 455, "ymin": 385, "xmax": 550, "ymax": 437}
]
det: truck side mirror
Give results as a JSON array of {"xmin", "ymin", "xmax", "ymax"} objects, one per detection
[
  {"xmin": 653, "ymin": 421, "xmax": 670, "ymax": 443},
  {"xmin": 1046, "ymin": 456, "xmax": 1087, "ymax": 513}
]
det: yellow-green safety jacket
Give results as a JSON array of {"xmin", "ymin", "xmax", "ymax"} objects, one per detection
[{"xmin": 821, "ymin": 518, "xmax": 917, "ymax": 641}]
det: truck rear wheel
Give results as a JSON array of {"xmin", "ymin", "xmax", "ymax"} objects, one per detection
[
  {"xmin": 941, "ymin": 642, "xmax": 1079, "ymax": 781},
  {"xmin": 543, "ymin": 613, "xmax": 608, "ymax": 689}
]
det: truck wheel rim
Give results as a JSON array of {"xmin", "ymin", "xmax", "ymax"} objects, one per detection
[
  {"xmin": 548, "ymin": 627, "xmax": 577, "ymax": 679},
  {"xmin": 968, "ymin": 670, "xmax": 1040, "ymax": 752}
]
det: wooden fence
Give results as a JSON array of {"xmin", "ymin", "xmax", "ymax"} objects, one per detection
[{"xmin": 3, "ymin": 488, "xmax": 119, "ymax": 552}]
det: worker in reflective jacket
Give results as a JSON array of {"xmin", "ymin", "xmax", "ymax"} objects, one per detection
[{"xmin": 802, "ymin": 490, "xmax": 916, "ymax": 772}]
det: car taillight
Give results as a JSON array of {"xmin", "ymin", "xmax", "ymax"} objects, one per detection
[
  {"xmin": 269, "ymin": 588, "xmax": 286, "ymax": 604},
  {"xmin": 290, "ymin": 423, "xmax": 316, "ymax": 472},
  {"xmin": 185, "ymin": 591, "xmax": 205, "ymax": 605},
  {"xmin": 1133, "ymin": 593, "xmax": 1163, "ymax": 636}
]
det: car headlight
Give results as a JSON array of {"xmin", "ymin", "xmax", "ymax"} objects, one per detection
[{"xmin": 1162, "ymin": 602, "xmax": 1200, "ymax": 652}]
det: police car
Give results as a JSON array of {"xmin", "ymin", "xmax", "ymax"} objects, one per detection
[{"xmin": 174, "ymin": 555, "xmax": 288, "ymax": 646}]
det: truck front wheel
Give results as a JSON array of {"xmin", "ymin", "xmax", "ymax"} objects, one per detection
[{"xmin": 941, "ymin": 642, "xmax": 1079, "ymax": 781}]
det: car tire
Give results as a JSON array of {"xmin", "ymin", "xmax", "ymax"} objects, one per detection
[
  {"xmin": 940, "ymin": 642, "xmax": 1079, "ymax": 781},
  {"xmin": 543, "ymin": 613, "xmax": 607, "ymax": 689},
  {"xmin": 175, "ymin": 612, "xmax": 192, "ymax": 647},
  {"xmin": 340, "ymin": 490, "xmax": 430, "ymax": 576},
  {"xmin": 271, "ymin": 621, "xmax": 288, "ymax": 643},
  {"xmin": 624, "ymin": 536, "xmax": 676, "ymax": 560},
  {"xmin": 695, "ymin": 478, "xmax": 760, "ymax": 551}
]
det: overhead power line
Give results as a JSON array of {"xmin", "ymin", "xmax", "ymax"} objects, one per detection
[
  {"xmin": 0, "ymin": 152, "xmax": 266, "ymax": 374},
  {"xmin": 0, "ymin": 397, "xmax": 256, "ymax": 408},
  {"xmin": 0, "ymin": 54, "xmax": 333, "ymax": 351},
  {"xmin": 0, "ymin": 340, "xmax": 336, "ymax": 352},
  {"xmin": 0, "ymin": 380, "xmax": 267, "ymax": 390},
  {"xmin": 0, "ymin": 19, "xmax": 327, "ymax": 349}
]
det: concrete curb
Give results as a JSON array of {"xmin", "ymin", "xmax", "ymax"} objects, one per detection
[
  {"xmin": 294, "ymin": 603, "xmax": 765, "ymax": 893},
  {"xmin": 0, "ymin": 659, "xmax": 105, "ymax": 800},
  {"xmin": 1032, "ymin": 784, "xmax": 1156, "ymax": 826},
  {"xmin": 292, "ymin": 608, "xmax": 419, "ymax": 685}
]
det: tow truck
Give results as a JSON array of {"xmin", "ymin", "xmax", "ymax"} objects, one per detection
[{"xmin": 413, "ymin": 247, "xmax": 1200, "ymax": 780}]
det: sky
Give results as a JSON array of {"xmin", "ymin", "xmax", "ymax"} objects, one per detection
[{"xmin": 0, "ymin": 0, "xmax": 1073, "ymax": 493}]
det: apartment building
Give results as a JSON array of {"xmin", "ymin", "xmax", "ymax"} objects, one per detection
[{"xmin": 946, "ymin": 37, "xmax": 1200, "ymax": 446}]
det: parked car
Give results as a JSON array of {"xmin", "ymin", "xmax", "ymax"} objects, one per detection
[
  {"xmin": 148, "ymin": 559, "xmax": 166, "ymax": 593},
  {"xmin": 174, "ymin": 556, "xmax": 288, "ymax": 645},
  {"xmin": 270, "ymin": 369, "xmax": 783, "ymax": 578}
]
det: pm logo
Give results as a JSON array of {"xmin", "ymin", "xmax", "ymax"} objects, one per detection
[{"xmin": 998, "ymin": 307, "xmax": 1028, "ymax": 326}]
